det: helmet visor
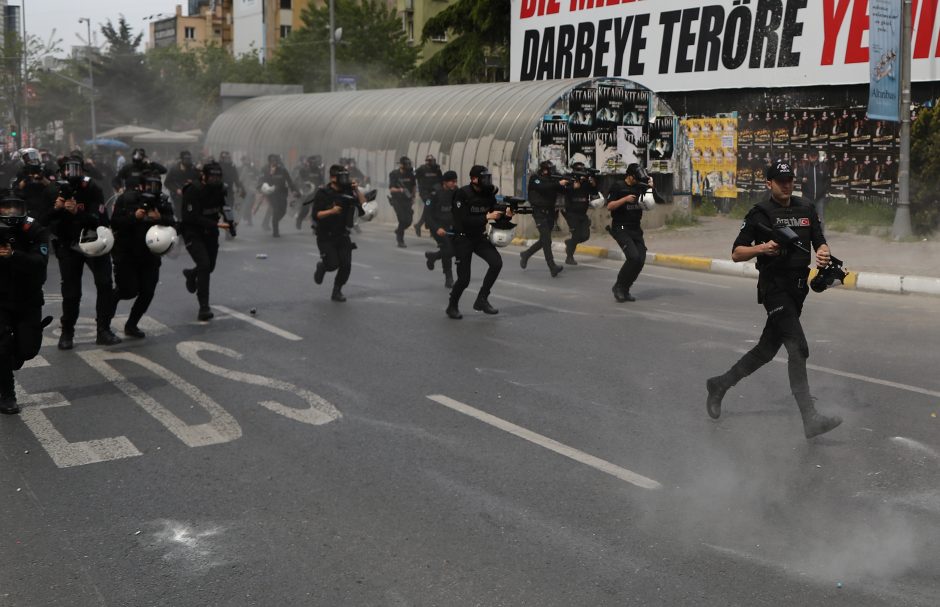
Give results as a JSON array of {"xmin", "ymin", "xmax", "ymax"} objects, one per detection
[{"xmin": 0, "ymin": 198, "xmax": 26, "ymax": 219}]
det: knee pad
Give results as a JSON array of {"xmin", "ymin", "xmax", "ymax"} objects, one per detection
[{"xmin": 784, "ymin": 336, "xmax": 810, "ymax": 360}]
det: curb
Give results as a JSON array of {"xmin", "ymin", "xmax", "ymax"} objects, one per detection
[{"xmin": 509, "ymin": 239, "xmax": 940, "ymax": 298}]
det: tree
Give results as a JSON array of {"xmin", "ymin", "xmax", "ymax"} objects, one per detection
[
  {"xmin": 910, "ymin": 105, "xmax": 940, "ymax": 234},
  {"xmin": 1, "ymin": 30, "xmax": 63, "ymax": 145},
  {"xmin": 417, "ymin": 0, "xmax": 511, "ymax": 84},
  {"xmin": 271, "ymin": 0, "xmax": 419, "ymax": 92}
]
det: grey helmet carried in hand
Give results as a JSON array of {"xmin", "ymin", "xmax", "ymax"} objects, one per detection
[
  {"xmin": 145, "ymin": 225, "xmax": 178, "ymax": 256},
  {"xmin": 75, "ymin": 226, "xmax": 115, "ymax": 257}
]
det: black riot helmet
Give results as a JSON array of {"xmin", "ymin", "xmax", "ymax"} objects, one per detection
[
  {"xmin": 132, "ymin": 148, "xmax": 146, "ymax": 164},
  {"xmin": 180, "ymin": 150, "xmax": 193, "ymax": 167},
  {"xmin": 63, "ymin": 156, "xmax": 85, "ymax": 185},
  {"xmin": 626, "ymin": 163, "xmax": 649, "ymax": 182},
  {"xmin": 268, "ymin": 153, "xmax": 281, "ymax": 167},
  {"xmin": 539, "ymin": 160, "xmax": 554, "ymax": 176},
  {"xmin": 399, "ymin": 156, "xmax": 412, "ymax": 171},
  {"xmin": 143, "ymin": 176, "xmax": 163, "ymax": 197},
  {"xmin": 0, "ymin": 194, "xmax": 27, "ymax": 227},
  {"xmin": 329, "ymin": 163, "xmax": 351, "ymax": 188},
  {"xmin": 202, "ymin": 162, "xmax": 224, "ymax": 187},
  {"xmin": 469, "ymin": 165, "xmax": 493, "ymax": 190}
]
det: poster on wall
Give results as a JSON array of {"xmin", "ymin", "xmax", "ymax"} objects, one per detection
[
  {"xmin": 622, "ymin": 91, "xmax": 649, "ymax": 127},
  {"xmin": 616, "ymin": 126, "xmax": 644, "ymax": 169},
  {"xmin": 596, "ymin": 85, "xmax": 626, "ymax": 131},
  {"xmin": 596, "ymin": 131, "xmax": 624, "ymax": 173},
  {"xmin": 540, "ymin": 117, "xmax": 569, "ymax": 166},
  {"xmin": 568, "ymin": 88, "xmax": 596, "ymax": 133},
  {"xmin": 683, "ymin": 117, "xmax": 737, "ymax": 198},
  {"xmin": 569, "ymin": 131, "xmax": 597, "ymax": 168}
]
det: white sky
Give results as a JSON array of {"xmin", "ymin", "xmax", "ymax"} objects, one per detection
[{"xmin": 21, "ymin": 0, "xmax": 179, "ymax": 56}]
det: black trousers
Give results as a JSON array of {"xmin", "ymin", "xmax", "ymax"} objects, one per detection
[
  {"xmin": 317, "ymin": 233, "xmax": 353, "ymax": 289},
  {"xmin": 564, "ymin": 211, "xmax": 591, "ymax": 255},
  {"xmin": 56, "ymin": 245, "xmax": 115, "ymax": 332},
  {"xmin": 450, "ymin": 235, "xmax": 502, "ymax": 304},
  {"xmin": 183, "ymin": 230, "xmax": 219, "ymax": 308},
  {"xmin": 296, "ymin": 201, "xmax": 312, "ymax": 227},
  {"xmin": 611, "ymin": 225, "xmax": 646, "ymax": 291},
  {"xmin": 428, "ymin": 231, "xmax": 455, "ymax": 275},
  {"xmin": 414, "ymin": 196, "xmax": 432, "ymax": 230},
  {"xmin": 0, "ymin": 305, "xmax": 43, "ymax": 393},
  {"xmin": 270, "ymin": 196, "xmax": 288, "ymax": 236},
  {"xmin": 391, "ymin": 198, "xmax": 414, "ymax": 239},
  {"xmin": 522, "ymin": 209, "xmax": 557, "ymax": 267},
  {"xmin": 112, "ymin": 253, "xmax": 161, "ymax": 326}
]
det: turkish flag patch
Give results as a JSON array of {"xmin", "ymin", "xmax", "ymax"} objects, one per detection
[{"xmin": 799, "ymin": 218, "xmax": 810, "ymax": 226}]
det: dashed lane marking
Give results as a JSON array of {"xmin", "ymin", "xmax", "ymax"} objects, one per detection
[{"xmin": 211, "ymin": 305, "xmax": 303, "ymax": 341}]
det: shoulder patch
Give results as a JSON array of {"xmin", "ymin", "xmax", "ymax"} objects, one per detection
[
  {"xmin": 39, "ymin": 244, "xmax": 49, "ymax": 256},
  {"xmin": 740, "ymin": 221, "xmax": 747, "ymax": 230}
]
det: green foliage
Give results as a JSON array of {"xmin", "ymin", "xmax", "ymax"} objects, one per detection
[
  {"xmin": 910, "ymin": 104, "xmax": 940, "ymax": 234},
  {"xmin": 417, "ymin": 0, "xmax": 510, "ymax": 84},
  {"xmin": 271, "ymin": 0, "xmax": 419, "ymax": 92}
]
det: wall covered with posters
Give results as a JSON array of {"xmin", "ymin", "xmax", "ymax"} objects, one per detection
[{"xmin": 682, "ymin": 117, "xmax": 738, "ymax": 198}]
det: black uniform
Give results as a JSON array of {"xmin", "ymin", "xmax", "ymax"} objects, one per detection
[
  {"xmin": 563, "ymin": 177, "xmax": 597, "ymax": 261},
  {"xmin": 257, "ymin": 165, "xmax": 297, "ymax": 237},
  {"xmin": 295, "ymin": 161, "xmax": 324, "ymax": 229},
  {"xmin": 181, "ymin": 182, "xmax": 226, "ymax": 315},
  {"xmin": 47, "ymin": 178, "xmax": 118, "ymax": 342},
  {"xmin": 12, "ymin": 170, "xmax": 57, "ymax": 226},
  {"xmin": 388, "ymin": 168, "xmax": 417, "ymax": 245},
  {"xmin": 424, "ymin": 186, "xmax": 456, "ymax": 285},
  {"xmin": 707, "ymin": 194, "xmax": 842, "ymax": 437},
  {"xmin": 311, "ymin": 185, "xmax": 360, "ymax": 296},
  {"xmin": 449, "ymin": 184, "xmax": 503, "ymax": 311},
  {"xmin": 109, "ymin": 190, "xmax": 176, "ymax": 333},
  {"xmin": 165, "ymin": 162, "xmax": 201, "ymax": 220},
  {"xmin": 0, "ymin": 217, "xmax": 49, "ymax": 412},
  {"xmin": 413, "ymin": 162, "xmax": 442, "ymax": 233},
  {"xmin": 607, "ymin": 181, "xmax": 660, "ymax": 295},
  {"xmin": 801, "ymin": 159, "xmax": 831, "ymax": 224},
  {"xmin": 115, "ymin": 159, "xmax": 168, "ymax": 191},
  {"xmin": 521, "ymin": 174, "xmax": 566, "ymax": 273}
]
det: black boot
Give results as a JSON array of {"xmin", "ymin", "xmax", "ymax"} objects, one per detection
[
  {"xmin": 414, "ymin": 224, "xmax": 422, "ymax": 238},
  {"xmin": 550, "ymin": 264, "xmax": 564, "ymax": 278},
  {"xmin": 445, "ymin": 299, "xmax": 462, "ymax": 319},
  {"xmin": 314, "ymin": 262, "xmax": 325, "ymax": 285},
  {"xmin": 705, "ymin": 377, "xmax": 728, "ymax": 419},
  {"xmin": 519, "ymin": 251, "xmax": 530, "ymax": 269},
  {"xmin": 331, "ymin": 287, "xmax": 346, "ymax": 302},
  {"xmin": 795, "ymin": 392, "xmax": 843, "ymax": 439},
  {"xmin": 58, "ymin": 329, "xmax": 74, "ymax": 351},
  {"xmin": 565, "ymin": 254, "xmax": 578, "ymax": 266},
  {"xmin": 183, "ymin": 268, "xmax": 197, "ymax": 294},
  {"xmin": 473, "ymin": 296, "xmax": 498, "ymax": 315},
  {"xmin": 124, "ymin": 323, "xmax": 146, "ymax": 339},
  {"xmin": 706, "ymin": 353, "xmax": 765, "ymax": 419},
  {"xmin": 96, "ymin": 328, "xmax": 122, "ymax": 346},
  {"xmin": 0, "ymin": 390, "xmax": 19, "ymax": 415},
  {"xmin": 444, "ymin": 273, "xmax": 454, "ymax": 289},
  {"xmin": 425, "ymin": 251, "xmax": 435, "ymax": 271},
  {"xmin": 198, "ymin": 306, "xmax": 214, "ymax": 321},
  {"xmin": 612, "ymin": 284, "xmax": 627, "ymax": 303}
]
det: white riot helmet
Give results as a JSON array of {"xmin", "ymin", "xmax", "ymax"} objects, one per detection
[
  {"xmin": 589, "ymin": 193, "xmax": 606, "ymax": 209},
  {"xmin": 260, "ymin": 182, "xmax": 276, "ymax": 195},
  {"xmin": 489, "ymin": 225, "xmax": 515, "ymax": 248},
  {"xmin": 75, "ymin": 226, "xmax": 114, "ymax": 257},
  {"xmin": 360, "ymin": 200, "xmax": 377, "ymax": 222},
  {"xmin": 145, "ymin": 225, "xmax": 178, "ymax": 256},
  {"xmin": 639, "ymin": 191, "xmax": 657, "ymax": 211}
]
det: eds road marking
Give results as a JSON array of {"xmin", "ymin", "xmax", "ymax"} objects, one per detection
[
  {"xmin": 426, "ymin": 394, "xmax": 661, "ymax": 490},
  {"xmin": 212, "ymin": 304, "xmax": 303, "ymax": 341}
]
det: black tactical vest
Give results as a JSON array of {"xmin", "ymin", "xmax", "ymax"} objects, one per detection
[{"xmin": 753, "ymin": 196, "xmax": 814, "ymax": 271}]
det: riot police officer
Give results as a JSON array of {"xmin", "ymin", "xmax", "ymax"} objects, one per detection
[
  {"xmin": 295, "ymin": 155, "xmax": 324, "ymax": 230},
  {"xmin": 413, "ymin": 154, "xmax": 442, "ymax": 237},
  {"xmin": 0, "ymin": 194, "xmax": 50, "ymax": 415},
  {"xmin": 423, "ymin": 170, "xmax": 458, "ymax": 289},
  {"xmin": 181, "ymin": 163, "xmax": 232, "ymax": 321},
  {"xmin": 705, "ymin": 161, "xmax": 842, "ymax": 439},
  {"xmin": 11, "ymin": 148, "xmax": 56, "ymax": 225},
  {"xmin": 108, "ymin": 177, "xmax": 176, "ymax": 338},
  {"xmin": 48, "ymin": 156, "xmax": 122, "ymax": 348},
  {"xmin": 256, "ymin": 154, "xmax": 298, "ymax": 238},
  {"xmin": 519, "ymin": 160, "xmax": 567, "ymax": 277},
  {"xmin": 606, "ymin": 163, "xmax": 661, "ymax": 302},
  {"xmin": 311, "ymin": 165, "xmax": 365, "ymax": 302},
  {"xmin": 446, "ymin": 166, "xmax": 509, "ymax": 319},
  {"xmin": 562, "ymin": 162, "xmax": 598, "ymax": 266},
  {"xmin": 115, "ymin": 148, "xmax": 167, "ymax": 192},
  {"xmin": 388, "ymin": 156, "xmax": 417, "ymax": 247},
  {"xmin": 165, "ymin": 150, "xmax": 202, "ymax": 221}
]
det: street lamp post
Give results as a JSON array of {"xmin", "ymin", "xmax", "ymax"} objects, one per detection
[
  {"xmin": 21, "ymin": 0, "xmax": 29, "ymax": 145},
  {"xmin": 892, "ymin": 0, "xmax": 914, "ymax": 240},
  {"xmin": 78, "ymin": 17, "xmax": 97, "ymax": 151},
  {"xmin": 329, "ymin": 0, "xmax": 336, "ymax": 92}
]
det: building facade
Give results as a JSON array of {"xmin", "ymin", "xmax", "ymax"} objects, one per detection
[
  {"xmin": 396, "ymin": 0, "xmax": 451, "ymax": 62},
  {"xmin": 149, "ymin": 2, "xmax": 234, "ymax": 53}
]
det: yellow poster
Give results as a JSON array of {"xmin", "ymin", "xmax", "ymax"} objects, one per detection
[{"xmin": 682, "ymin": 117, "xmax": 738, "ymax": 198}]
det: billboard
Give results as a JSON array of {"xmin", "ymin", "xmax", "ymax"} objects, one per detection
[{"xmin": 511, "ymin": 0, "xmax": 940, "ymax": 90}]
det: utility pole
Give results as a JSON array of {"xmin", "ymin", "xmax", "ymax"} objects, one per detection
[
  {"xmin": 329, "ymin": 0, "xmax": 336, "ymax": 92},
  {"xmin": 20, "ymin": 0, "xmax": 28, "ymax": 146},
  {"xmin": 892, "ymin": 0, "xmax": 913, "ymax": 240},
  {"xmin": 79, "ymin": 17, "xmax": 97, "ymax": 151}
]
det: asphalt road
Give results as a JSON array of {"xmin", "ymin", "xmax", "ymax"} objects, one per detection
[{"xmin": 2, "ymin": 220, "xmax": 939, "ymax": 606}]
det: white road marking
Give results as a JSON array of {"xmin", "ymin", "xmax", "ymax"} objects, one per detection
[
  {"xmin": 16, "ymin": 385, "xmax": 142, "ymax": 468},
  {"xmin": 464, "ymin": 288, "xmax": 591, "ymax": 316},
  {"xmin": 500, "ymin": 280, "xmax": 548, "ymax": 293},
  {"xmin": 575, "ymin": 261, "xmax": 732, "ymax": 288},
  {"xmin": 177, "ymin": 341, "xmax": 341, "ymax": 425},
  {"xmin": 426, "ymin": 394, "xmax": 661, "ymax": 490},
  {"xmin": 78, "ymin": 349, "xmax": 242, "ymax": 448},
  {"xmin": 21, "ymin": 356, "xmax": 49, "ymax": 369},
  {"xmin": 351, "ymin": 261, "xmax": 373, "ymax": 269},
  {"xmin": 211, "ymin": 304, "xmax": 303, "ymax": 341}
]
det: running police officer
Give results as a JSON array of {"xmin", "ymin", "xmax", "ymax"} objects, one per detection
[
  {"xmin": 519, "ymin": 160, "xmax": 567, "ymax": 277},
  {"xmin": 423, "ymin": 170, "xmax": 458, "ymax": 289},
  {"xmin": 165, "ymin": 150, "xmax": 201, "ymax": 221},
  {"xmin": 181, "ymin": 162, "xmax": 232, "ymax": 321},
  {"xmin": 562, "ymin": 161, "xmax": 598, "ymax": 265},
  {"xmin": 257, "ymin": 154, "xmax": 298, "ymax": 238},
  {"xmin": 109, "ymin": 177, "xmax": 176, "ymax": 338},
  {"xmin": 388, "ymin": 156, "xmax": 417, "ymax": 247},
  {"xmin": 115, "ymin": 148, "xmax": 167, "ymax": 192},
  {"xmin": 413, "ymin": 154, "xmax": 442, "ymax": 237},
  {"xmin": 0, "ymin": 194, "xmax": 51, "ymax": 415},
  {"xmin": 606, "ymin": 163, "xmax": 661, "ymax": 302},
  {"xmin": 446, "ymin": 165, "xmax": 509, "ymax": 319},
  {"xmin": 48, "ymin": 156, "xmax": 122, "ymax": 348},
  {"xmin": 705, "ymin": 161, "xmax": 842, "ymax": 439},
  {"xmin": 311, "ymin": 164, "xmax": 365, "ymax": 302}
]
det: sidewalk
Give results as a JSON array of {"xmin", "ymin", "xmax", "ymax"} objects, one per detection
[{"xmin": 508, "ymin": 215, "xmax": 940, "ymax": 297}]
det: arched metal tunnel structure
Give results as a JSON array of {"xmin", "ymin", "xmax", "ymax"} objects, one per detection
[{"xmin": 205, "ymin": 78, "xmax": 682, "ymax": 199}]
